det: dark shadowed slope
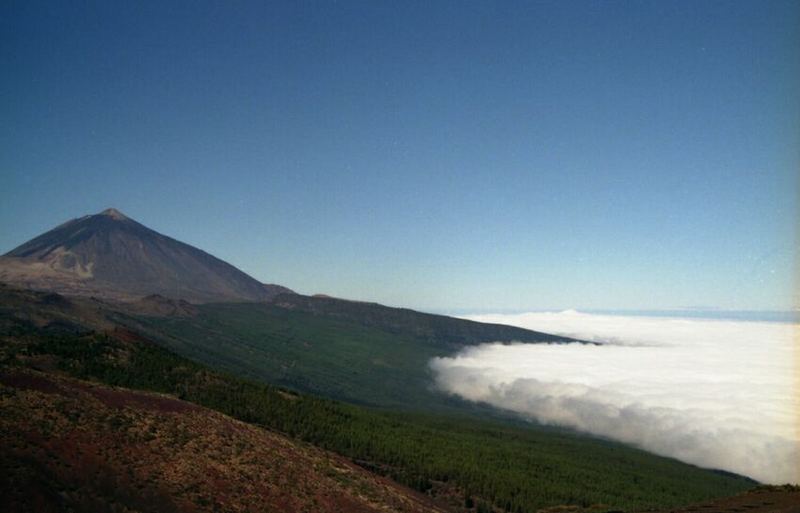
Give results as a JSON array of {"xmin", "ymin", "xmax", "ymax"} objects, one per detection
[
  {"xmin": 0, "ymin": 208, "xmax": 293, "ymax": 303},
  {"xmin": 132, "ymin": 298, "xmax": 582, "ymax": 410},
  {"xmin": 646, "ymin": 486, "xmax": 800, "ymax": 513},
  {"xmin": 273, "ymin": 293, "xmax": 575, "ymax": 349},
  {"xmin": 0, "ymin": 283, "xmax": 578, "ymax": 411}
]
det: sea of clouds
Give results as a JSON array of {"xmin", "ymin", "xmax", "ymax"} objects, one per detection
[{"xmin": 429, "ymin": 310, "xmax": 799, "ymax": 484}]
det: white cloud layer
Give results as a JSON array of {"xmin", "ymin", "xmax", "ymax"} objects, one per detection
[{"xmin": 429, "ymin": 310, "xmax": 799, "ymax": 484}]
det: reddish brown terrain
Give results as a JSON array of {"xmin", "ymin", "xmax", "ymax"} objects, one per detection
[
  {"xmin": 644, "ymin": 486, "xmax": 800, "ymax": 513},
  {"xmin": 0, "ymin": 368, "xmax": 448, "ymax": 513}
]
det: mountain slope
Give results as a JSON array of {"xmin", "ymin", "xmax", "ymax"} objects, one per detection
[
  {"xmin": 273, "ymin": 293, "xmax": 574, "ymax": 349},
  {"xmin": 0, "ymin": 208, "xmax": 292, "ymax": 303},
  {"xmin": 0, "ymin": 369, "xmax": 446, "ymax": 513},
  {"xmin": 0, "ymin": 296, "xmax": 756, "ymax": 513},
  {"xmin": 657, "ymin": 486, "xmax": 800, "ymax": 513},
  {"xmin": 131, "ymin": 299, "xmax": 581, "ymax": 411}
]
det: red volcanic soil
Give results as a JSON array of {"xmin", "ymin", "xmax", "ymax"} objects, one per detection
[
  {"xmin": 74, "ymin": 382, "xmax": 203, "ymax": 414},
  {"xmin": 0, "ymin": 371, "xmax": 199, "ymax": 414},
  {"xmin": 646, "ymin": 486, "xmax": 800, "ymax": 513},
  {"xmin": 0, "ymin": 369, "xmax": 449, "ymax": 513},
  {"xmin": 0, "ymin": 371, "xmax": 63, "ymax": 394}
]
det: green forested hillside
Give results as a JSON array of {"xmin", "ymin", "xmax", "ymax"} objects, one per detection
[
  {"xmin": 0, "ymin": 319, "xmax": 754, "ymax": 513},
  {"xmin": 270, "ymin": 294, "xmax": 573, "ymax": 348},
  {"xmin": 132, "ymin": 300, "xmax": 574, "ymax": 411}
]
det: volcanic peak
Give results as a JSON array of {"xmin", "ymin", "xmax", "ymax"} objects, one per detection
[{"xmin": 98, "ymin": 208, "xmax": 130, "ymax": 221}]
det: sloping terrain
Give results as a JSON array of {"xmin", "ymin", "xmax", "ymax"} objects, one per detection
[
  {"xmin": 645, "ymin": 486, "xmax": 800, "ymax": 513},
  {"xmin": 0, "ymin": 283, "xmax": 577, "ymax": 411},
  {"xmin": 0, "ymin": 290, "xmax": 758, "ymax": 513},
  {"xmin": 132, "ymin": 300, "xmax": 578, "ymax": 410},
  {"xmin": 0, "ymin": 208, "xmax": 578, "ymax": 411},
  {"xmin": 0, "ymin": 369, "xmax": 445, "ymax": 513},
  {"xmin": 0, "ymin": 208, "xmax": 292, "ymax": 303},
  {"xmin": 272, "ymin": 293, "xmax": 573, "ymax": 349}
]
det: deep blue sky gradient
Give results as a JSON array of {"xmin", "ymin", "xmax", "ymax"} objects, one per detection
[{"xmin": 2, "ymin": 1, "xmax": 798, "ymax": 311}]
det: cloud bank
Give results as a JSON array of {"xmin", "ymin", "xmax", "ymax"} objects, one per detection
[{"xmin": 429, "ymin": 310, "xmax": 799, "ymax": 484}]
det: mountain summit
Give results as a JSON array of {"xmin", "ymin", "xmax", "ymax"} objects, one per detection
[
  {"xmin": 0, "ymin": 208, "xmax": 292, "ymax": 302},
  {"xmin": 98, "ymin": 207, "xmax": 129, "ymax": 220}
]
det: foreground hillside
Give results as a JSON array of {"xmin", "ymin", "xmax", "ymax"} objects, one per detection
[
  {"xmin": 0, "ymin": 369, "xmax": 443, "ymax": 513},
  {"xmin": 0, "ymin": 289, "xmax": 757, "ymax": 513},
  {"xmin": 651, "ymin": 486, "xmax": 800, "ymax": 513}
]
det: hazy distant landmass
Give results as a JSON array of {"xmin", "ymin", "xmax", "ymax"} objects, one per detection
[
  {"xmin": 587, "ymin": 309, "xmax": 800, "ymax": 323},
  {"xmin": 442, "ymin": 308, "xmax": 800, "ymax": 324}
]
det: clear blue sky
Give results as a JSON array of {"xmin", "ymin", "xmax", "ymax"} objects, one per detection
[{"xmin": 1, "ymin": 1, "xmax": 797, "ymax": 312}]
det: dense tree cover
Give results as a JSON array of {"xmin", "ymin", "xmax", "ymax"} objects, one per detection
[
  {"xmin": 134, "ymin": 303, "xmax": 443, "ymax": 410},
  {"xmin": 133, "ymin": 302, "xmax": 574, "ymax": 413},
  {"xmin": 266, "ymin": 294, "xmax": 574, "ymax": 348},
  {"xmin": 0, "ymin": 324, "xmax": 753, "ymax": 512}
]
